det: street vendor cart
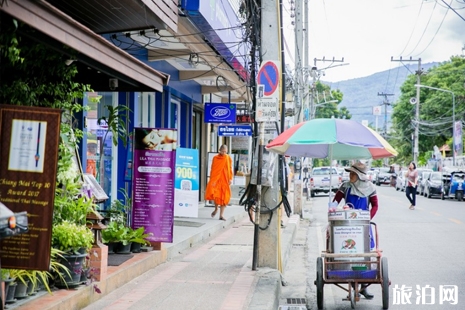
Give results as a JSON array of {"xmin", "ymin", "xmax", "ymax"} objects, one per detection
[
  {"xmin": 264, "ymin": 118, "xmax": 397, "ymax": 310},
  {"xmin": 315, "ymin": 209, "xmax": 389, "ymax": 309}
]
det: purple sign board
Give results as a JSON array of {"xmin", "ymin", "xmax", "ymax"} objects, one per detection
[
  {"xmin": 131, "ymin": 128, "xmax": 177, "ymax": 243},
  {"xmin": 204, "ymin": 103, "xmax": 237, "ymax": 124}
]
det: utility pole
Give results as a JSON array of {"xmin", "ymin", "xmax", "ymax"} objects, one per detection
[
  {"xmin": 310, "ymin": 57, "xmax": 345, "ymax": 119},
  {"xmin": 255, "ymin": 0, "xmax": 281, "ymax": 270},
  {"xmin": 294, "ymin": 0, "xmax": 303, "ymax": 125},
  {"xmin": 292, "ymin": 0, "xmax": 304, "ymax": 216},
  {"xmin": 303, "ymin": 0, "xmax": 309, "ymax": 121},
  {"xmin": 391, "ymin": 57, "xmax": 422, "ymax": 163},
  {"xmin": 377, "ymin": 92, "xmax": 394, "ymax": 137}
]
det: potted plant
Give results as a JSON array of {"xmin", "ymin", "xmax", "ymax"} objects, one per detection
[
  {"xmin": 129, "ymin": 227, "xmax": 152, "ymax": 253},
  {"xmin": 101, "ymin": 222, "xmax": 132, "ymax": 254},
  {"xmin": 48, "ymin": 248, "xmax": 72, "ymax": 291},
  {"xmin": 52, "ymin": 221, "xmax": 94, "ymax": 254},
  {"xmin": 51, "ymin": 221, "xmax": 94, "ymax": 288},
  {"xmin": 8, "ymin": 269, "xmax": 32, "ymax": 299},
  {"xmin": 2, "ymin": 269, "xmax": 16, "ymax": 304},
  {"xmin": 2, "ymin": 269, "xmax": 17, "ymax": 304}
]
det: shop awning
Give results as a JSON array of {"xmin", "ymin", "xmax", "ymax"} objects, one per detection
[{"xmin": 0, "ymin": 0, "xmax": 170, "ymax": 92}]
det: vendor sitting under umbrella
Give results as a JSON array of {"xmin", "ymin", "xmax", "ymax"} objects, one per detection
[{"xmin": 332, "ymin": 161, "xmax": 379, "ymax": 300}]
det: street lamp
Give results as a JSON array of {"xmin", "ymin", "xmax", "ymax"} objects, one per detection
[
  {"xmin": 414, "ymin": 84, "xmax": 456, "ymax": 166},
  {"xmin": 312, "ymin": 99, "xmax": 338, "ymax": 119}
]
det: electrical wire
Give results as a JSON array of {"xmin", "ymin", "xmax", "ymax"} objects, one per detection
[
  {"xmin": 398, "ymin": 0, "xmax": 425, "ymax": 56},
  {"xmin": 405, "ymin": 1, "xmax": 438, "ymax": 56},
  {"xmin": 413, "ymin": 1, "xmax": 450, "ymax": 57}
]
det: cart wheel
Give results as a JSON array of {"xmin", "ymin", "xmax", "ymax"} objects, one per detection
[
  {"xmin": 381, "ymin": 257, "xmax": 389, "ymax": 309},
  {"xmin": 316, "ymin": 257, "xmax": 324, "ymax": 309},
  {"xmin": 457, "ymin": 192, "xmax": 463, "ymax": 201}
]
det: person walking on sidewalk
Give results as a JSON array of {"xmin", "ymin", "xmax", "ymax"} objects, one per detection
[
  {"xmin": 405, "ymin": 162, "xmax": 419, "ymax": 210},
  {"xmin": 206, "ymin": 144, "xmax": 233, "ymax": 221}
]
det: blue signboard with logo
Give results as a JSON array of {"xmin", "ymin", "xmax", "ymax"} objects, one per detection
[
  {"xmin": 218, "ymin": 125, "xmax": 253, "ymax": 136},
  {"xmin": 204, "ymin": 103, "xmax": 237, "ymax": 123}
]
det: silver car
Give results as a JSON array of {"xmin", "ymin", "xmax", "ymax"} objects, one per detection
[{"xmin": 416, "ymin": 169, "xmax": 433, "ymax": 195}]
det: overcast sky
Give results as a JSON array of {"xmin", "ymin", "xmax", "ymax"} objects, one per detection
[{"xmin": 282, "ymin": 0, "xmax": 465, "ymax": 82}]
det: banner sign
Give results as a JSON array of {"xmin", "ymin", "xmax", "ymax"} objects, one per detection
[
  {"xmin": 131, "ymin": 128, "xmax": 177, "ymax": 243},
  {"xmin": 454, "ymin": 121, "xmax": 463, "ymax": 156},
  {"xmin": 0, "ymin": 105, "xmax": 61, "ymax": 270},
  {"xmin": 174, "ymin": 148, "xmax": 199, "ymax": 218},
  {"xmin": 218, "ymin": 125, "xmax": 252, "ymax": 136},
  {"xmin": 204, "ymin": 103, "xmax": 236, "ymax": 123}
]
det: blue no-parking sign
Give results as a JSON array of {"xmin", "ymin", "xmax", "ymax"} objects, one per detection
[
  {"xmin": 256, "ymin": 60, "xmax": 280, "ymax": 122},
  {"xmin": 257, "ymin": 61, "xmax": 280, "ymax": 97}
]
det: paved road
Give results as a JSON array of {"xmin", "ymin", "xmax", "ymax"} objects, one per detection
[{"xmin": 281, "ymin": 185, "xmax": 465, "ymax": 310}]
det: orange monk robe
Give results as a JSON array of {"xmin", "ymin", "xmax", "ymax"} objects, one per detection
[
  {"xmin": 205, "ymin": 154, "xmax": 233, "ymax": 206},
  {"xmin": 86, "ymin": 151, "xmax": 97, "ymax": 177}
]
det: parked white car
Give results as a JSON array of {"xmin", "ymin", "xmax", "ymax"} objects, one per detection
[
  {"xmin": 310, "ymin": 166, "xmax": 342, "ymax": 197},
  {"xmin": 366, "ymin": 170, "xmax": 376, "ymax": 183}
]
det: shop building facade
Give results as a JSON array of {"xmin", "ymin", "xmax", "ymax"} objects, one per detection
[{"xmin": 1, "ymin": 0, "xmax": 251, "ymax": 206}]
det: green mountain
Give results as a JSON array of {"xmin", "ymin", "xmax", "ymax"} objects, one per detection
[{"xmin": 325, "ymin": 62, "xmax": 438, "ymax": 133}]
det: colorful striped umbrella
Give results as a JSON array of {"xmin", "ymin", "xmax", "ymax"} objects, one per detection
[{"xmin": 265, "ymin": 118, "xmax": 397, "ymax": 160}]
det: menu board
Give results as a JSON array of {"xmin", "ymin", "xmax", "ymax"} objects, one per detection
[{"xmin": 131, "ymin": 128, "xmax": 177, "ymax": 243}]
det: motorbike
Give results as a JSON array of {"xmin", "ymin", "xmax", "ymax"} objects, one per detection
[{"xmin": 441, "ymin": 171, "xmax": 465, "ymax": 201}]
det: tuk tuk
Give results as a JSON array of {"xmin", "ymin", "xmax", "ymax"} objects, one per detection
[{"xmin": 441, "ymin": 171, "xmax": 465, "ymax": 201}]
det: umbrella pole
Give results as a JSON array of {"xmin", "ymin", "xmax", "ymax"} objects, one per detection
[{"xmin": 329, "ymin": 146, "xmax": 333, "ymax": 204}]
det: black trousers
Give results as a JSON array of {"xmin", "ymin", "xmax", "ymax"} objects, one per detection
[{"xmin": 406, "ymin": 186, "xmax": 417, "ymax": 206}]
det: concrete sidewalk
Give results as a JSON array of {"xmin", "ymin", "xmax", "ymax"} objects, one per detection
[{"xmin": 10, "ymin": 202, "xmax": 301, "ymax": 310}]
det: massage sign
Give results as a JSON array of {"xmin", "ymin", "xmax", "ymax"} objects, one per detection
[
  {"xmin": 131, "ymin": 128, "xmax": 177, "ymax": 243},
  {"xmin": 0, "ymin": 105, "xmax": 61, "ymax": 271}
]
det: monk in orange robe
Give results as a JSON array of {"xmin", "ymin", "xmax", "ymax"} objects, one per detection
[{"xmin": 205, "ymin": 144, "xmax": 233, "ymax": 220}]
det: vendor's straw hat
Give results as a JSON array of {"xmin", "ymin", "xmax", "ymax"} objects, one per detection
[{"xmin": 345, "ymin": 162, "xmax": 368, "ymax": 181}]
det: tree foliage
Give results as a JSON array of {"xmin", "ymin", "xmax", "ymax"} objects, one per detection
[
  {"xmin": 313, "ymin": 81, "xmax": 351, "ymax": 119},
  {"xmin": 0, "ymin": 18, "xmax": 91, "ymax": 112},
  {"xmin": 390, "ymin": 56, "xmax": 465, "ymax": 165}
]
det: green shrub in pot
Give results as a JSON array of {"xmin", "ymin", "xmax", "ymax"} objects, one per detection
[
  {"xmin": 128, "ymin": 227, "xmax": 152, "ymax": 246},
  {"xmin": 51, "ymin": 221, "xmax": 94, "ymax": 254},
  {"xmin": 101, "ymin": 221, "xmax": 131, "ymax": 245}
]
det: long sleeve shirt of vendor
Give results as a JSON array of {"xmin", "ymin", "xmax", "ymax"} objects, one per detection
[{"xmin": 333, "ymin": 180, "xmax": 379, "ymax": 219}]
